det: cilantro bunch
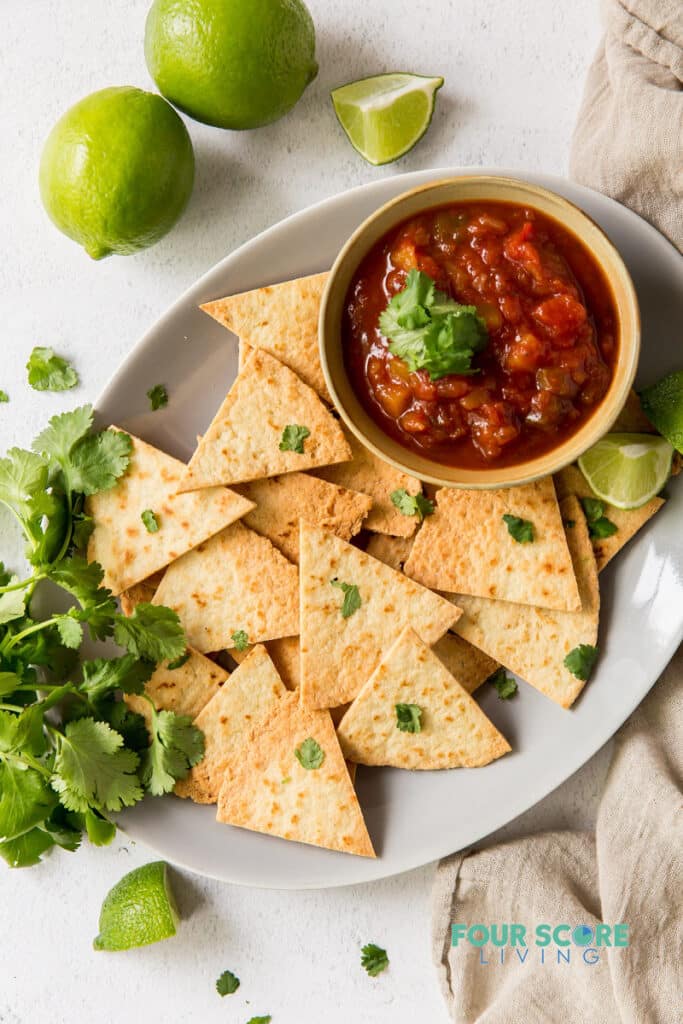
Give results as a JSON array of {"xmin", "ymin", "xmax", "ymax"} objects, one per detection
[
  {"xmin": 0, "ymin": 406, "xmax": 203, "ymax": 868},
  {"xmin": 379, "ymin": 269, "xmax": 489, "ymax": 379}
]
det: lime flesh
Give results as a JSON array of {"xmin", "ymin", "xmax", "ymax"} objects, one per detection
[
  {"xmin": 145, "ymin": 0, "xmax": 318, "ymax": 130},
  {"xmin": 640, "ymin": 371, "xmax": 683, "ymax": 454},
  {"xmin": 578, "ymin": 433, "xmax": 674, "ymax": 510},
  {"xmin": 331, "ymin": 73, "xmax": 443, "ymax": 165},
  {"xmin": 39, "ymin": 87, "xmax": 194, "ymax": 259},
  {"xmin": 93, "ymin": 861, "xmax": 179, "ymax": 951}
]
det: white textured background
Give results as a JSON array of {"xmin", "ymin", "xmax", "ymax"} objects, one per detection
[{"xmin": 0, "ymin": 2, "xmax": 606, "ymax": 1021}]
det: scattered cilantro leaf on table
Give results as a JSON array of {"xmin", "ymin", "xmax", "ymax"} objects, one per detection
[
  {"xmin": 395, "ymin": 703, "xmax": 422, "ymax": 733},
  {"xmin": 147, "ymin": 384, "xmax": 168, "ymax": 411},
  {"xmin": 390, "ymin": 489, "xmax": 434, "ymax": 522},
  {"xmin": 330, "ymin": 578, "xmax": 361, "ymax": 618},
  {"xmin": 245, "ymin": 1017, "xmax": 271, "ymax": 1024},
  {"xmin": 279, "ymin": 424, "xmax": 310, "ymax": 453},
  {"xmin": 361, "ymin": 942, "xmax": 389, "ymax": 977},
  {"xmin": 141, "ymin": 509, "xmax": 160, "ymax": 533},
  {"xmin": 0, "ymin": 391, "xmax": 8, "ymax": 403},
  {"xmin": 216, "ymin": 969, "xmax": 240, "ymax": 996},
  {"xmin": 26, "ymin": 347, "xmax": 78, "ymax": 392},
  {"xmin": 502, "ymin": 514, "xmax": 534, "ymax": 543},
  {"xmin": 379, "ymin": 269, "xmax": 488, "ymax": 379},
  {"xmin": 294, "ymin": 737, "xmax": 324, "ymax": 770},
  {"xmin": 488, "ymin": 667, "xmax": 518, "ymax": 699},
  {"xmin": 564, "ymin": 644, "xmax": 599, "ymax": 682}
]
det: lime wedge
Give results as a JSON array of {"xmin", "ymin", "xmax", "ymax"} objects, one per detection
[
  {"xmin": 331, "ymin": 73, "xmax": 443, "ymax": 165},
  {"xmin": 578, "ymin": 433, "xmax": 674, "ymax": 510},
  {"xmin": 93, "ymin": 861, "xmax": 179, "ymax": 951},
  {"xmin": 640, "ymin": 371, "xmax": 683, "ymax": 454}
]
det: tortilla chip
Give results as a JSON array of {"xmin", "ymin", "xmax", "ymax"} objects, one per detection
[
  {"xmin": 403, "ymin": 478, "xmax": 580, "ymax": 612},
  {"xmin": 201, "ymin": 272, "xmax": 330, "ymax": 401},
  {"xmin": 126, "ymin": 648, "xmax": 229, "ymax": 727},
  {"xmin": 216, "ymin": 691, "xmax": 375, "ymax": 857},
  {"xmin": 176, "ymin": 645, "xmax": 287, "ymax": 804},
  {"xmin": 178, "ymin": 349, "xmax": 350, "ymax": 491},
  {"xmin": 452, "ymin": 496, "xmax": 599, "ymax": 708},
  {"xmin": 86, "ymin": 430, "xmax": 254, "ymax": 595},
  {"xmin": 152, "ymin": 521, "xmax": 299, "ymax": 653},
  {"xmin": 238, "ymin": 339, "xmax": 254, "ymax": 372},
  {"xmin": 364, "ymin": 533, "xmax": 415, "ymax": 572},
  {"xmin": 236, "ymin": 473, "xmax": 371, "ymax": 564},
  {"xmin": 432, "ymin": 633, "xmax": 499, "ymax": 696},
  {"xmin": 337, "ymin": 627, "xmax": 510, "ymax": 769},
  {"xmin": 612, "ymin": 388, "xmax": 656, "ymax": 433},
  {"xmin": 119, "ymin": 571, "xmax": 165, "ymax": 617},
  {"xmin": 231, "ymin": 635, "xmax": 301, "ymax": 690},
  {"xmin": 554, "ymin": 464, "xmax": 665, "ymax": 572},
  {"xmin": 299, "ymin": 522, "xmax": 462, "ymax": 709},
  {"xmin": 316, "ymin": 430, "xmax": 423, "ymax": 537}
]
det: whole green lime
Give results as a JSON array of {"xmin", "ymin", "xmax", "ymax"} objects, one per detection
[
  {"xmin": 39, "ymin": 87, "xmax": 195, "ymax": 259},
  {"xmin": 144, "ymin": 0, "xmax": 318, "ymax": 130}
]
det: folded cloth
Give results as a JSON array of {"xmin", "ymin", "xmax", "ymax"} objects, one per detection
[
  {"xmin": 431, "ymin": 646, "xmax": 682, "ymax": 1023},
  {"xmin": 570, "ymin": 0, "xmax": 683, "ymax": 252}
]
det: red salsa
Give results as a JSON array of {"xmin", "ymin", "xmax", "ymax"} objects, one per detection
[{"xmin": 343, "ymin": 201, "xmax": 618, "ymax": 467}]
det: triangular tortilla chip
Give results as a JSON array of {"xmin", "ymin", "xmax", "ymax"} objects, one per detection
[
  {"xmin": 176, "ymin": 645, "xmax": 287, "ymax": 803},
  {"xmin": 554, "ymin": 464, "xmax": 665, "ymax": 572},
  {"xmin": 152, "ymin": 521, "xmax": 299, "ymax": 652},
  {"xmin": 316, "ymin": 429, "xmax": 423, "ymax": 537},
  {"xmin": 337, "ymin": 627, "xmax": 510, "ymax": 769},
  {"xmin": 452, "ymin": 496, "xmax": 599, "ymax": 708},
  {"xmin": 236, "ymin": 473, "xmax": 371, "ymax": 564},
  {"xmin": 432, "ymin": 634, "xmax": 499, "ymax": 696},
  {"xmin": 364, "ymin": 537, "xmax": 498, "ymax": 694},
  {"xmin": 299, "ymin": 523, "xmax": 462, "ymax": 709},
  {"xmin": 612, "ymin": 388, "xmax": 656, "ymax": 433},
  {"xmin": 231, "ymin": 635, "xmax": 300, "ymax": 690},
  {"xmin": 238, "ymin": 339, "xmax": 254, "ymax": 372},
  {"xmin": 216, "ymin": 691, "xmax": 375, "ymax": 857},
  {"xmin": 178, "ymin": 349, "xmax": 350, "ymax": 491},
  {"xmin": 403, "ymin": 478, "xmax": 580, "ymax": 612},
  {"xmin": 126, "ymin": 647, "xmax": 229, "ymax": 727},
  {"xmin": 119, "ymin": 571, "xmax": 165, "ymax": 617},
  {"xmin": 87, "ymin": 430, "xmax": 254, "ymax": 595},
  {"xmin": 201, "ymin": 272, "xmax": 330, "ymax": 400}
]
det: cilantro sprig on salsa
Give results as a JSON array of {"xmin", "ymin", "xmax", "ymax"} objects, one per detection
[{"xmin": 378, "ymin": 269, "xmax": 488, "ymax": 380}]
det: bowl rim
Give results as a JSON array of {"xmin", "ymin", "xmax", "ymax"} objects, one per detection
[{"xmin": 318, "ymin": 173, "xmax": 641, "ymax": 489}]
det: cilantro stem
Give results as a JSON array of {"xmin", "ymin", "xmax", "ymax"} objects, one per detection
[
  {"xmin": 0, "ymin": 574, "xmax": 44, "ymax": 594},
  {"xmin": 0, "ymin": 749, "xmax": 52, "ymax": 779},
  {"xmin": 0, "ymin": 616, "xmax": 60, "ymax": 654}
]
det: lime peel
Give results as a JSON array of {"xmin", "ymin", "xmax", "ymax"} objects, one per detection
[
  {"xmin": 578, "ymin": 433, "xmax": 673, "ymax": 510},
  {"xmin": 331, "ymin": 73, "xmax": 443, "ymax": 166},
  {"xmin": 93, "ymin": 860, "xmax": 179, "ymax": 951}
]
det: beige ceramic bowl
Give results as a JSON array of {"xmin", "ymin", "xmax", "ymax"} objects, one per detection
[{"xmin": 319, "ymin": 175, "xmax": 641, "ymax": 488}]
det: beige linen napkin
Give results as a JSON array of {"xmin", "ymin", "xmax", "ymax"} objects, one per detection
[
  {"xmin": 432, "ymin": 647, "xmax": 682, "ymax": 1023},
  {"xmin": 432, "ymin": 6, "xmax": 682, "ymax": 1019},
  {"xmin": 570, "ymin": 0, "xmax": 683, "ymax": 252}
]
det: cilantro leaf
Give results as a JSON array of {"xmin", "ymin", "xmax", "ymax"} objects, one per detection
[
  {"xmin": 216, "ymin": 970, "xmax": 240, "ymax": 996},
  {"xmin": 0, "ymin": 673, "xmax": 21, "ymax": 697},
  {"xmin": 27, "ymin": 347, "xmax": 78, "ymax": 392},
  {"xmin": 0, "ymin": 391, "xmax": 9, "ymax": 404},
  {"xmin": 390, "ymin": 489, "xmax": 435, "ymax": 522},
  {"xmin": 0, "ymin": 448, "xmax": 49, "ymax": 522},
  {"xmin": 32, "ymin": 406, "xmax": 93, "ymax": 470},
  {"xmin": 84, "ymin": 808, "xmax": 116, "ymax": 846},
  {"xmin": 51, "ymin": 718, "xmax": 143, "ymax": 813},
  {"xmin": 113, "ymin": 603, "xmax": 186, "ymax": 662},
  {"xmin": 54, "ymin": 614, "xmax": 83, "ymax": 650},
  {"xmin": 141, "ymin": 509, "xmax": 160, "ymax": 534},
  {"xmin": 379, "ymin": 270, "xmax": 488, "ymax": 380},
  {"xmin": 487, "ymin": 667, "xmax": 518, "ymax": 699},
  {"xmin": 147, "ymin": 384, "xmax": 168, "ymax": 411},
  {"xmin": 0, "ymin": 762, "xmax": 57, "ymax": 842},
  {"xmin": 0, "ymin": 827, "xmax": 55, "ymax": 868},
  {"xmin": 580, "ymin": 497, "xmax": 617, "ymax": 540},
  {"xmin": 167, "ymin": 651, "xmax": 190, "ymax": 670},
  {"xmin": 279, "ymin": 424, "xmax": 310, "ymax": 453},
  {"xmin": 245, "ymin": 1018, "xmax": 271, "ymax": 1024},
  {"xmin": 564, "ymin": 644, "xmax": 598, "ymax": 682},
  {"xmin": 0, "ymin": 580, "xmax": 27, "ymax": 625},
  {"xmin": 231, "ymin": 630, "xmax": 249, "ymax": 652},
  {"xmin": 294, "ymin": 737, "xmax": 324, "ymax": 770},
  {"xmin": 502, "ymin": 514, "xmax": 534, "ymax": 543},
  {"xmin": 330, "ymin": 579, "xmax": 361, "ymax": 618},
  {"xmin": 361, "ymin": 942, "xmax": 389, "ymax": 977},
  {"xmin": 395, "ymin": 703, "xmax": 422, "ymax": 733},
  {"xmin": 139, "ymin": 705, "xmax": 205, "ymax": 796},
  {"xmin": 66, "ymin": 429, "xmax": 132, "ymax": 496},
  {"xmin": 80, "ymin": 655, "xmax": 154, "ymax": 701}
]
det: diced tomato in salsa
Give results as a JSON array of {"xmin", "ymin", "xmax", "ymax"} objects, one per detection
[{"xmin": 343, "ymin": 200, "xmax": 617, "ymax": 467}]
